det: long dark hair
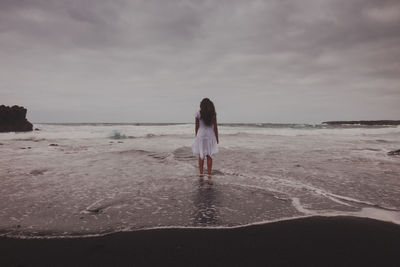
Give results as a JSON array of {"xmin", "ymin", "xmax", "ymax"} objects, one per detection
[{"xmin": 200, "ymin": 98, "xmax": 216, "ymax": 126}]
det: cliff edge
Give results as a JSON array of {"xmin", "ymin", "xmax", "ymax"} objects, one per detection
[{"xmin": 0, "ymin": 105, "xmax": 33, "ymax": 132}]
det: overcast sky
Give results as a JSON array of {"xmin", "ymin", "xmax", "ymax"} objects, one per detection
[{"xmin": 1, "ymin": 0, "xmax": 399, "ymax": 123}]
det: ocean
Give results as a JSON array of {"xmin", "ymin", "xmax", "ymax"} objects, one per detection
[{"xmin": 0, "ymin": 123, "xmax": 399, "ymax": 238}]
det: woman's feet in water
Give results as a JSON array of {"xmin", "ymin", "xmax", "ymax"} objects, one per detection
[
  {"xmin": 198, "ymin": 175, "xmax": 213, "ymax": 186},
  {"xmin": 198, "ymin": 155, "xmax": 213, "ymax": 176},
  {"xmin": 198, "ymin": 173, "xmax": 212, "ymax": 179}
]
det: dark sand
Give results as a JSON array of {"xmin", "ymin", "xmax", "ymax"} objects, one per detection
[{"xmin": 1, "ymin": 216, "xmax": 399, "ymax": 267}]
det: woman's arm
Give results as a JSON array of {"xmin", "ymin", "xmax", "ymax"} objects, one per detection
[
  {"xmin": 195, "ymin": 117, "xmax": 199, "ymax": 136},
  {"xmin": 214, "ymin": 115, "xmax": 219, "ymax": 144}
]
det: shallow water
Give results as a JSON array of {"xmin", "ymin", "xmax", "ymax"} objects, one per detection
[{"xmin": 0, "ymin": 123, "xmax": 399, "ymax": 238}]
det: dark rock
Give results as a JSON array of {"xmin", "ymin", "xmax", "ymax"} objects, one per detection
[
  {"xmin": 388, "ymin": 149, "xmax": 400, "ymax": 156},
  {"xmin": 34, "ymin": 128, "xmax": 40, "ymax": 131},
  {"xmin": 0, "ymin": 105, "xmax": 33, "ymax": 132},
  {"xmin": 86, "ymin": 208, "xmax": 103, "ymax": 214},
  {"xmin": 30, "ymin": 169, "xmax": 47, "ymax": 175},
  {"xmin": 323, "ymin": 120, "xmax": 400, "ymax": 126},
  {"xmin": 49, "ymin": 144, "xmax": 58, "ymax": 146}
]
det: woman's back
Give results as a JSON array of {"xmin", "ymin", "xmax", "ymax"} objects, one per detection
[{"xmin": 196, "ymin": 111, "xmax": 213, "ymax": 129}]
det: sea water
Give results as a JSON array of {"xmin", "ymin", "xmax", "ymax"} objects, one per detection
[{"xmin": 0, "ymin": 123, "xmax": 399, "ymax": 238}]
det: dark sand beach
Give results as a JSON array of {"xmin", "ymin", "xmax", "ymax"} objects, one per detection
[{"xmin": 1, "ymin": 216, "xmax": 399, "ymax": 267}]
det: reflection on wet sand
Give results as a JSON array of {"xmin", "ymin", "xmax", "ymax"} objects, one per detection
[{"xmin": 192, "ymin": 177, "xmax": 220, "ymax": 225}]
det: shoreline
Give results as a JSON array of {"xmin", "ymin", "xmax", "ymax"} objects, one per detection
[
  {"xmin": 1, "ymin": 216, "xmax": 399, "ymax": 267},
  {"xmin": 3, "ymin": 213, "xmax": 399, "ymax": 240}
]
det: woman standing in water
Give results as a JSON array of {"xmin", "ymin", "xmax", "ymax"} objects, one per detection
[{"xmin": 192, "ymin": 98, "xmax": 219, "ymax": 175}]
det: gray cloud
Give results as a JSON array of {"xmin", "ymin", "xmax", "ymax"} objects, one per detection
[{"xmin": 1, "ymin": 0, "xmax": 399, "ymax": 123}]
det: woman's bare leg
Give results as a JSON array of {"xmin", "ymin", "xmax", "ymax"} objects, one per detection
[
  {"xmin": 198, "ymin": 156, "xmax": 204, "ymax": 174},
  {"xmin": 206, "ymin": 155, "xmax": 212, "ymax": 175}
]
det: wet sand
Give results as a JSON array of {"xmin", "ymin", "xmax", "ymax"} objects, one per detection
[{"xmin": 1, "ymin": 216, "xmax": 399, "ymax": 267}]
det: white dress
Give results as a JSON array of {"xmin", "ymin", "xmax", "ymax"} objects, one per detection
[{"xmin": 192, "ymin": 111, "xmax": 218, "ymax": 159}]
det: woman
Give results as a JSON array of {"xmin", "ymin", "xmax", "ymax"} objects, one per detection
[{"xmin": 192, "ymin": 98, "xmax": 219, "ymax": 175}]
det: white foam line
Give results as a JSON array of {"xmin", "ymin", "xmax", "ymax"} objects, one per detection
[
  {"xmin": 4, "ymin": 209, "xmax": 400, "ymax": 240},
  {"xmin": 291, "ymin": 198, "xmax": 314, "ymax": 215},
  {"xmin": 313, "ymin": 189, "xmax": 399, "ymax": 211},
  {"xmin": 291, "ymin": 197, "xmax": 400, "ymax": 225},
  {"xmin": 0, "ymin": 215, "xmax": 311, "ymax": 240},
  {"xmin": 220, "ymin": 168, "xmax": 400, "ymax": 211},
  {"xmin": 321, "ymin": 194, "xmax": 352, "ymax": 207}
]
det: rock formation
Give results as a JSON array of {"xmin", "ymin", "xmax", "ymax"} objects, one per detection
[
  {"xmin": 323, "ymin": 120, "xmax": 400, "ymax": 126},
  {"xmin": 388, "ymin": 149, "xmax": 400, "ymax": 156},
  {"xmin": 0, "ymin": 105, "xmax": 33, "ymax": 132}
]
